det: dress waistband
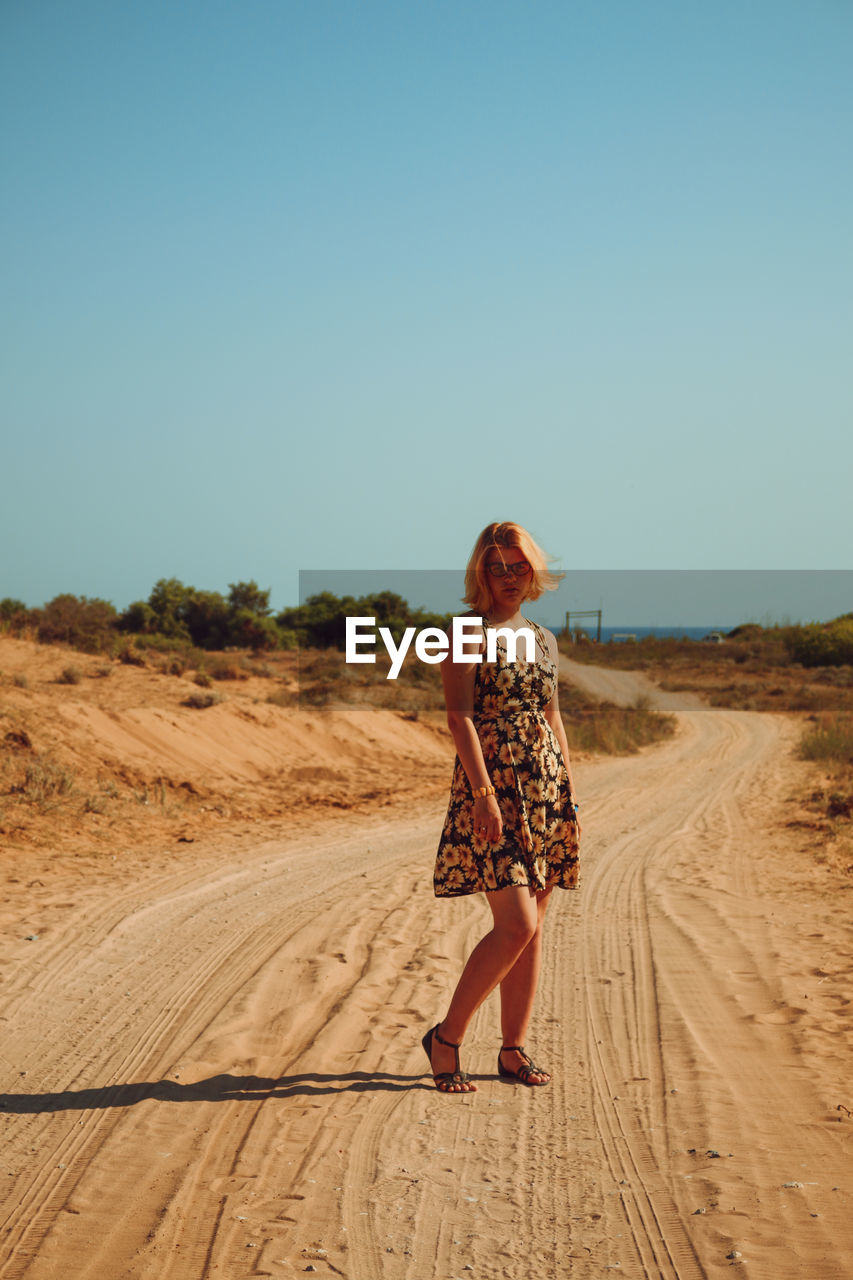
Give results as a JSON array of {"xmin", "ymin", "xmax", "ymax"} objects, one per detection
[{"xmin": 475, "ymin": 707, "xmax": 546, "ymax": 728}]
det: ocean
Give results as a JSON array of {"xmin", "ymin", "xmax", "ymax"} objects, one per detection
[{"xmin": 556, "ymin": 624, "xmax": 732, "ymax": 643}]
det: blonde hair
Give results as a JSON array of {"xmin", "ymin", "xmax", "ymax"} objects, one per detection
[{"xmin": 463, "ymin": 522, "xmax": 563, "ymax": 615}]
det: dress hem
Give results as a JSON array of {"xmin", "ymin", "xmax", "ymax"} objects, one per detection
[{"xmin": 434, "ymin": 881, "xmax": 580, "ymax": 899}]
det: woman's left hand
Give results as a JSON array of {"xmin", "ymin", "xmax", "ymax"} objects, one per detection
[{"xmin": 473, "ymin": 793, "xmax": 502, "ymax": 844}]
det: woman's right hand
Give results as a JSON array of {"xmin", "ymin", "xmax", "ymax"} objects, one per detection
[{"xmin": 473, "ymin": 794, "xmax": 502, "ymax": 844}]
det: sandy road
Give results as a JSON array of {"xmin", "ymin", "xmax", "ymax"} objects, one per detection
[{"xmin": 1, "ymin": 669, "xmax": 851, "ymax": 1279}]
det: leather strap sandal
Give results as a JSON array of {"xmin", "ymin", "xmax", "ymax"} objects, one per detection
[
  {"xmin": 498, "ymin": 1045, "xmax": 551, "ymax": 1086},
  {"xmin": 422, "ymin": 1024, "xmax": 476, "ymax": 1093}
]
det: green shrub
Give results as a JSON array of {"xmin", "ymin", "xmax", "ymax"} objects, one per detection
[
  {"xmin": 277, "ymin": 590, "xmax": 452, "ymax": 650},
  {"xmin": 786, "ymin": 618, "xmax": 853, "ymax": 668},
  {"xmin": 229, "ymin": 609, "xmax": 286, "ymax": 651},
  {"xmin": 121, "ymin": 578, "xmax": 285, "ymax": 650},
  {"xmin": 6, "ymin": 581, "xmax": 454, "ymax": 656},
  {"xmin": 57, "ymin": 666, "xmax": 83, "ymax": 685},
  {"xmin": 0, "ymin": 598, "xmax": 29, "ymax": 625},
  {"xmin": 140, "ymin": 578, "xmax": 194, "ymax": 641},
  {"xmin": 119, "ymin": 601, "xmax": 157, "ymax": 634},
  {"xmin": 228, "ymin": 580, "xmax": 271, "ymax": 615},
  {"xmin": 182, "ymin": 590, "xmax": 232, "ymax": 649},
  {"xmin": 37, "ymin": 594, "xmax": 117, "ymax": 653}
]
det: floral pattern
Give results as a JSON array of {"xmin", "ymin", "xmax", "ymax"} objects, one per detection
[{"xmin": 434, "ymin": 621, "xmax": 580, "ymax": 897}]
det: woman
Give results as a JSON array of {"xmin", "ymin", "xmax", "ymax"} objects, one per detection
[{"xmin": 424, "ymin": 521, "xmax": 580, "ymax": 1094}]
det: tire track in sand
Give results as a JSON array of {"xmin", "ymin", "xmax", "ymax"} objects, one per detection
[{"xmin": 1, "ymin": 680, "xmax": 850, "ymax": 1278}]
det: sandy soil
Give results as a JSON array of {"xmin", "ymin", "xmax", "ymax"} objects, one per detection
[{"xmin": 0, "ymin": 643, "xmax": 851, "ymax": 1278}]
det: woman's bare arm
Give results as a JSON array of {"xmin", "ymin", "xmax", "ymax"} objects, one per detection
[{"xmin": 440, "ymin": 631, "xmax": 503, "ymax": 843}]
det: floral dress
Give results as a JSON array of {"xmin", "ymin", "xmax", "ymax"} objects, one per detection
[{"xmin": 434, "ymin": 620, "xmax": 580, "ymax": 897}]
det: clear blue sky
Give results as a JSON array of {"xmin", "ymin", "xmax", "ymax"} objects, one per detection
[{"xmin": 3, "ymin": 0, "xmax": 851, "ymax": 623}]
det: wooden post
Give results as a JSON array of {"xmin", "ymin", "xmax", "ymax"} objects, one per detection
[{"xmin": 565, "ymin": 609, "xmax": 602, "ymax": 642}]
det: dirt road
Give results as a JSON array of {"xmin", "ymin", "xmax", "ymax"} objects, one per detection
[{"xmin": 1, "ymin": 668, "xmax": 850, "ymax": 1279}]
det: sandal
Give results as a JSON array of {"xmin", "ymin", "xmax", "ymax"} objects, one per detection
[
  {"xmin": 498, "ymin": 1045, "xmax": 551, "ymax": 1087},
  {"xmin": 422, "ymin": 1024, "xmax": 476, "ymax": 1093}
]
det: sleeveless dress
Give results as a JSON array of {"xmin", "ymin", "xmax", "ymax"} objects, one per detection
[{"xmin": 434, "ymin": 620, "xmax": 580, "ymax": 897}]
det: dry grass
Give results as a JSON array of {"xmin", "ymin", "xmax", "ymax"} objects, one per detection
[
  {"xmin": 0, "ymin": 635, "xmax": 686, "ymax": 852},
  {"xmin": 182, "ymin": 691, "xmax": 224, "ymax": 710},
  {"xmin": 294, "ymin": 649, "xmax": 676, "ymax": 753},
  {"xmin": 796, "ymin": 713, "xmax": 853, "ymax": 863},
  {"xmin": 799, "ymin": 713, "xmax": 853, "ymax": 766},
  {"xmin": 561, "ymin": 634, "xmax": 853, "ymax": 713},
  {"xmin": 209, "ymin": 662, "xmax": 249, "ymax": 682},
  {"xmin": 565, "ymin": 633, "xmax": 853, "ymax": 865},
  {"xmin": 265, "ymin": 686, "xmax": 297, "ymax": 708},
  {"xmin": 292, "ymin": 649, "xmax": 446, "ymax": 713},
  {"xmin": 560, "ymin": 685, "xmax": 676, "ymax": 755},
  {"xmin": 8, "ymin": 753, "xmax": 77, "ymax": 809}
]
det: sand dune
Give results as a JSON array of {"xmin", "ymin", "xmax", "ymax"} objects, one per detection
[
  {"xmin": 0, "ymin": 636, "xmax": 453, "ymax": 861},
  {"xmin": 0, "ymin": 648, "xmax": 851, "ymax": 1278}
]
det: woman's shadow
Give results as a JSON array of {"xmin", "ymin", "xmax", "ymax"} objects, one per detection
[{"xmin": 0, "ymin": 1070, "xmax": 431, "ymax": 1115}]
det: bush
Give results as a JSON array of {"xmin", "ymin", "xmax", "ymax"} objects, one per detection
[
  {"xmin": 10, "ymin": 754, "xmax": 76, "ymax": 807},
  {"xmin": 229, "ymin": 609, "xmax": 286, "ymax": 652},
  {"xmin": 57, "ymin": 666, "xmax": 83, "ymax": 685},
  {"xmin": 119, "ymin": 601, "xmax": 157, "ymax": 634},
  {"xmin": 6, "ymin": 581, "xmax": 453, "ymax": 656},
  {"xmin": 121, "ymin": 578, "xmax": 288, "ymax": 650},
  {"xmin": 183, "ymin": 691, "xmax": 223, "ymax": 709},
  {"xmin": 209, "ymin": 662, "xmax": 247, "ymax": 681},
  {"xmin": 37, "ymin": 595, "xmax": 117, "ymax": 653},
  {"xmin": 276, "ymin": 591, "xmax": 452, "ymax": 650},
  {"xmin": 182, "ymin": 590, "xmax": 232, "ymax": 649},
  {"xmin": 228, "ymin": 580, "xmax": 271, "ymax": 615},
  {"xmin": 118, "ymin": 644, "xmax": 146, "ymax": 666},
  {"xmin": 786, "ymin": 618, "xmax": 853, "ymax": 668},
  {"xmin": 0, "ymin": 598, "xmax": 29, "ymax": 627},
  {"xmin": 276, "ymin": 591, "xmax": 351, "ymax": 648},
  {"xmin": 161, "ymin": 656, "xmax": 189, "ymax": 676},
  {"xmin": 140, "ymin": 578, "xmax": 194, "ymax": 641}
]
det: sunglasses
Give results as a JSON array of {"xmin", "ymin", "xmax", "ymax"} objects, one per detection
[{"xmin": 487, "ymin": 561, "xmax": 532, "ymax": 579}]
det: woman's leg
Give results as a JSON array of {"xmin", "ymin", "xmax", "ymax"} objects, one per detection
[
  {"xmin": 427, "ymin": 886, "xmax": 540, "ymax": 1090},
  {"xmin": 497, "ymin": 888, "xmax": 553, "ymax": 1083}
]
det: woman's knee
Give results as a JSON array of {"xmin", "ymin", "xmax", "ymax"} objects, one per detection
[
  {"xmin": 490, "ymin": 898, "xmax": 538, "ymax": 950},
  {"xmin": 502, "ymin": 918, "xmax": 537, "ymax": 952}
]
